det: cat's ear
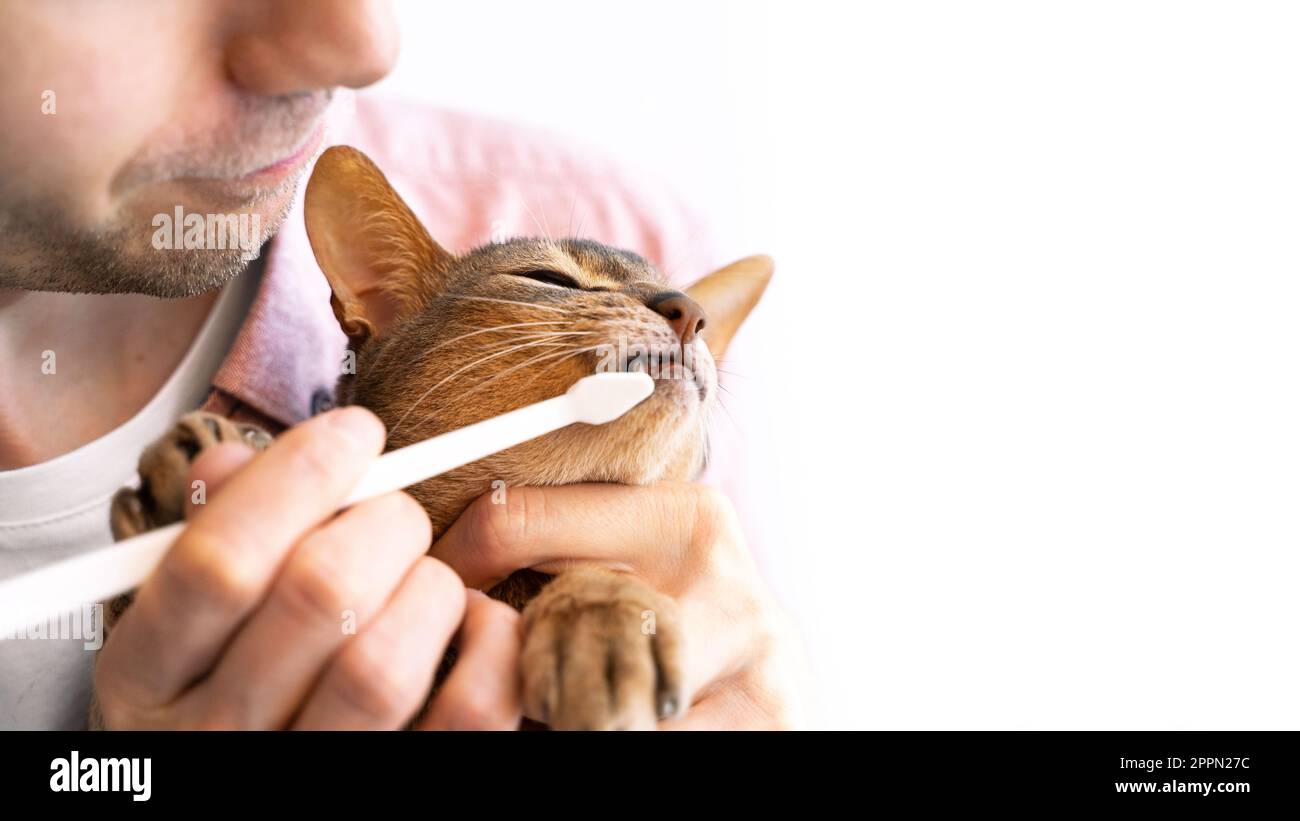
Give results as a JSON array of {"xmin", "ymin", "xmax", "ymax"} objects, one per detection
[
  {"xmin": 304, "ymin": 145, "xmax": 452, "ymax": 344},
  {"xmin": 685, "ymin": 255, "xmax": 774, "ymax": 359}
]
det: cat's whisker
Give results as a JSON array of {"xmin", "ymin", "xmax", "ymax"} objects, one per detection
[
  {"xmin": 712, "ymin": 392, "xmax": 739, "ymax": 431},
  {"xmin": 522, "ymin": 201, "xmax": 549, "ymax": 240},
  {"xmin": 465, "ymin": 321, "xmax": 569, "ymax": 332},
  {"xmin": 455, "ymin": 339, "xmax": 596, "ymax": 388},
  {"xmin": 455, "ymin": 335, "xmax": 592, "ymax": 369},
  {"xmin": 478, "ymin": 167, "xmax": 551, "ymax": 240},
  {"xmin": 709, "ymin": 380, "xmax": 745, "ymax": 432},
  {"xmin": 470, "ymin": 331, "xmax": 594, "ymax": 356},
  {"xmin": 711, "ymin": 355, "xmax": 750, "ymax": 379},
  {"xmin": 404, "ymin": 320, "xmax": 575, "ymax": 367},
  {"xmin": 464, "ymin": 329, "xmax": 588, "ymax": 347},
  {"xmin": 456, "ymin": 343, "xmax": 606, "ymax": 401},
  {"xmin": 399, "ymin": 341, "xmax": 590, "ymax": 435},
  {"xmin": 462, "ymin": 337, "xmax": 601, "ymax": 385},
  {"xmin": 388, "ymin": 336, "xmax": 589, "ymax": 438},
  {"xmin": 566, "ymin": 190, "xmax": 579, "ymax": 237},
  {"xmin": 528, "ymin": 166, "xmax": 554, "ymax": 240},
  {"xmin": 539, "ymin": 200, "xmax": 553, "ymax": 241}
]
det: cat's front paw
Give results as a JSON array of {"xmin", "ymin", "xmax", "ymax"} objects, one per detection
[
  {"xmin": 520, "ymin": 566, "xmax": 685, "ymax": 730},
  {"xmin": 109, "ymin": 411, "xmax": 272, "ymax": 540}
]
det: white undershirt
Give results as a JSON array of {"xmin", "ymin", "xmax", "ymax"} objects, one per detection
[{"xmin": 0, "ymin": 263, "xmax": 262, "ymax": 729}]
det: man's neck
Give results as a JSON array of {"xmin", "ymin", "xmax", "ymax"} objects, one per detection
[{"xmin": 0, "ymin": 286, "xmax": 220, "ymax": 469}]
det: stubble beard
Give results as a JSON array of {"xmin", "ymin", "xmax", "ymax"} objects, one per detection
[{"xmin": 0, "ymin": 182, "xmax": 298, "ymax": 298}]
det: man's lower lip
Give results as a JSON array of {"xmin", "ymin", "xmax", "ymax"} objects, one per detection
[
  {"xmin": 238, "ymin": 120, "xmax": 326, "ymax": 182},
  {"xmin": 178, "ymin": 172, "xmax": 299, "ymax": 207}
]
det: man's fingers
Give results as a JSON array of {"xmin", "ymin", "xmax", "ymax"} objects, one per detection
[
  {"xmin": 429, "ymin": 482, "xmax": 722, "ymax": 590},
  {"xmin": 292, "ymin": 557, "xmax": 465, "ymax": 730},
  {"xmin": 189, "ymin": 491, "xmax": 433, "ymax": 729},
  {"xmin": 418, "ymin": 590, "xmax": 522, "ymax": 730},
  {"xmin": 659, "ymin": 667, "xmax": 801, "ymax": 731},
  {"xmin": 99, "ymin": 407, "xmax": 385, "ymax": 710}
]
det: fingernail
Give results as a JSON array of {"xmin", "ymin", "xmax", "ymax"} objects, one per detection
[{"xmin": 325, "ymin": 406, "xmax": 385, "ymax": 451}]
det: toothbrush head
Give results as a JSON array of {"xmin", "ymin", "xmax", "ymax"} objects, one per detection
[{"xmin": 566, "ymin": 372, "xmax": 655, "ymax": 425}]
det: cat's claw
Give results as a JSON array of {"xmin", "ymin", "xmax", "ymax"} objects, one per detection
[
  {"xmin": 109, "ymin": 411, "xmax": 273, "ymax": 540},
  {"xmin": 519, "ymin": 566, "xmax": 686, "ymax": 730}
]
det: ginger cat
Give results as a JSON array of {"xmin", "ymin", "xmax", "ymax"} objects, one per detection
[{"xmin": 106, "ymin": 145, "xmax": 772, "ymax": 730}]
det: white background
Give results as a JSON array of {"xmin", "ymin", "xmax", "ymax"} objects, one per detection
[{"xmin": 374, "ymin": 1, "xmax": 1300, "ymax": 728}]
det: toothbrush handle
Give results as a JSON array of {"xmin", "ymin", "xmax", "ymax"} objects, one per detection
[
  {"xmin": 0, "ymin": 521, "xmax": 184, "ymax": 632},
  {"xmin": 0, "ymin": 394, "xmax": 585, "ymax": 629},
  {"xmin": 343, "ymin": 393, "xmax": 576, "ymax": 505}
]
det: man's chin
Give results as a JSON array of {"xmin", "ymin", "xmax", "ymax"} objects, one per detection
[
  {"xmin": 0, "ymin": 177, "xmax": 298, "ymax": 298},
  {"xmin": 109, "ymin": 178, "xmax": 299, "ymax": 297}
]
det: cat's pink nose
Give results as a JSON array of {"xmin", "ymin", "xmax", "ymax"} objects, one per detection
[{"xmin": 648, "ymin": 291, "xmax": 707, "ymax": 345}]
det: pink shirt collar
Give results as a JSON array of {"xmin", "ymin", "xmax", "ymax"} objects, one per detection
[{"xmin": 208, "ymin": 196, "xmax": 346, "ymax": 428}]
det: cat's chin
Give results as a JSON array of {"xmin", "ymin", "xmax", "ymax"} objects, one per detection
[
  {"xmin": 651, "ymin": 367, "xmax": 710, "ymax": 405},
  {"xmin": 601, "ymin": 384, "xmax": 711, "ymax": 484}
]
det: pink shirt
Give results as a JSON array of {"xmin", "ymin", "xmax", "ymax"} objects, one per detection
[{"xmin": 204, "ymin": 95, "xmax": 772, "ymax": 574}]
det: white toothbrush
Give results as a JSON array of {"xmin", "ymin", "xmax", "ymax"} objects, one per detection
[{"xmin": 0, "ymin": 372, "xmax": 654, "ymax": 630}]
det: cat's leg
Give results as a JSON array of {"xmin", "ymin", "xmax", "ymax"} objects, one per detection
[
  {"xmin": 518, "ymin": 565, "xmax": 686, "ymax": 730},
  {"xmin": 91, "ymin": 411, "xmax": 272, "ymax": 728}
]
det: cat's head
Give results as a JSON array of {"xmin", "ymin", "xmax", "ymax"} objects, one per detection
[{"xmin": 304, "ymin": 146, "xmax": 771, "ymax": 533}]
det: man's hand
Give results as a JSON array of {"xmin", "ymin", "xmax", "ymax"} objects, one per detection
[
  {"xmin": 93, "ymin": 408, "xmax": 521, "ymax": 730},
  {"xmin": 431, "ymin": 482, "xmax": 807, "ymax": 730}
]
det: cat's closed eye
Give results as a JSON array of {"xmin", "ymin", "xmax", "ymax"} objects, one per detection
[{"xmin": 512, "ymin": 269, "xmax": 582, "ymax": 289}]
